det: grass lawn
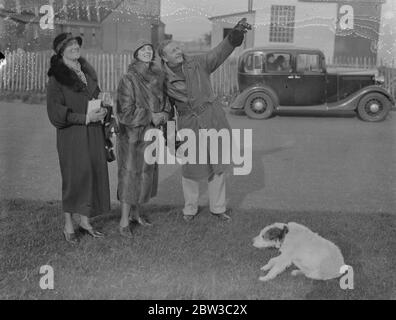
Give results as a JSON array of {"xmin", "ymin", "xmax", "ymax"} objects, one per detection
[{"xmin": 0, "ymin": 199, "xmax": 395, "ymax": 300}]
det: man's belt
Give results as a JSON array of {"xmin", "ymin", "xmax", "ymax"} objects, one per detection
[{"xmin": 177, "ymin": 102, "xmax": 211, "ymax": 117}]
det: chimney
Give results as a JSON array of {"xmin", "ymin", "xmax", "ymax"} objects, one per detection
[{"xmin": 248, "ymin": 0, "xmax": 253, "ymax": 12}]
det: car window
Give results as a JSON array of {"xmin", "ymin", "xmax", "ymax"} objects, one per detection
[
  {"xmin": 243, "ymin": 53, "xmax": 265, "ymax": 73},
  {"xmin": 297, "ymin": 54, "xmax": 321, "ymax": 73},
  {"xmin": 254, "ymin": 55, "xmax": 263, "ymax": 70},
  {"xmin": 266, "ymin": 53, "xmax": 292, "ymax": 73},
  {"xmin": 243, "ymin": 54, "xmax": 253, "ymax": 72}
]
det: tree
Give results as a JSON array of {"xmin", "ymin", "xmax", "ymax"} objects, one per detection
[
  {"xmin": 203, "ymin": 32, "xmax": 211, "ymax": 47},
  {"xmin": 0, "ymin": 18, "xmax": 20, "ymax": 50}
]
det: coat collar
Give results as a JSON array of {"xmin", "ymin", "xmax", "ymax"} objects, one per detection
[
  {"xmin": 128, "ymin": 60, "xmax": 164, "ymax": 81},
  {"xmin": 183, "ymin": 55, "xmax": 198, "ymax": 70},
  {"xmin": 163, "ymin": 55, "xmax": 198, "ymax": 82},
  {"xmin": 47, "ymin": 56, "xmax": 97, "ymax": 92},
  {"xmin": 128, "ymin": 59, "xmax": 150, "ymax": 75}
]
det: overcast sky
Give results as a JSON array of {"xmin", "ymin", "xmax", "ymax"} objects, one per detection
[{"xmin": 161, "ymin": 0, "xmax": 247, "ymax": 41}]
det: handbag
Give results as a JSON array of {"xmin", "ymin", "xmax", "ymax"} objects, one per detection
[
  {"xmin": 102, "ymin": 105, "xmax": 117, "ymax": 163},
  {"xmin": 104, "ymin": 139, "xmax": 116, "ymax": 163}
]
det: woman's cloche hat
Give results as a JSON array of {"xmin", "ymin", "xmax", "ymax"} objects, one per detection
[
  {"xmin": 53, "ymin": 33, "xmax": 83, "ymax": 55},
  {"xmin": 132, "ymin": 39, "xmax": 153, "ymax": 57}
]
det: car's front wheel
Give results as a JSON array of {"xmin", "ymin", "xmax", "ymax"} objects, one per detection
[
  {"xmin": 357, "ymin": 93, "xmax": 391, "ymax": 122},
  {"xmin": 244, "ymin": 92, "xmax": 275, "ymax": 120}
]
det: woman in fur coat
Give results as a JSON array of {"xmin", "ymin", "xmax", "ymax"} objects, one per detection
[
  {"xmin": 116, "ymin": 39, "xmax": 170, "ymax": 238},
  {"xmin": 47, "ymin": 33, "xmax": 110, "ymax": 244}
]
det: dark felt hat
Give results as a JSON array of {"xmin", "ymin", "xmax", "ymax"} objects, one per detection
[{"xmin": 53, "ymin": 33, "xmax": 83, "ymax": 55}]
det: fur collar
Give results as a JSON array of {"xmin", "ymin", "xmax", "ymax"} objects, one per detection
[
  {"xmin": 128, "ymin": 60, "xmax": 163, "ymax": 78},
  {"xmin": 47, "ymin": 56, "xmax": 97, "ymax": 92}
]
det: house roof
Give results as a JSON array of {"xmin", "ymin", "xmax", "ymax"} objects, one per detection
[
  {"xmin": 0, "ymin": 8, "xmax": 40, "ymax": 24},
  {"xmin": 0, "ymin": 0, "xmax": 124, "ymax": 25},
  {"xmin": 209, "ymin": 11, "xmax": 256, "ymax": 21}
]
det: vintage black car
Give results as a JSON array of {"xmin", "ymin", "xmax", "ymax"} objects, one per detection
[{"xmin": 230, "ymin": 47, "xmax": 395, "ymax": 122}]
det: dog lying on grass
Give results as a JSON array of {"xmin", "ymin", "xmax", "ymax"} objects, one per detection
[{"xmin": 253, "ymin": 222, "xmax": 345, "ymax": 281}]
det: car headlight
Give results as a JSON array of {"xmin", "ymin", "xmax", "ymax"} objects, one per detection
[{"xmin": 375, "ymin": 75, "xmax": 385, "ymax": 84}]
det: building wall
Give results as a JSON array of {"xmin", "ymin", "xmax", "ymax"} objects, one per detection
[
  {"xmin": 253, "ymin": 0, "xmax": 337, "ymax": 61},
  {"xmin": 333, "ymin": 1, "xmax": 382, "ymax": 62},
  {"xmin": 101, "ymin": 0, "xmax": 162, "ymax": 52},
  {"xmin": 101, "ymin": 11, "xmax": 152, "ymax": 52},
  {"xmin": 378, "ymin": 0, "xmax": 396, "ymax": 65}
]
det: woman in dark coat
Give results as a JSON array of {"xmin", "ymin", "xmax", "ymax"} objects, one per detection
[
  {"xmin": 116, "ymin": 39, "xmax": 170, "ymax": 237},
  {"xmin": 47, "ymin": 33, "xmax": 110, "ymax": 244}
]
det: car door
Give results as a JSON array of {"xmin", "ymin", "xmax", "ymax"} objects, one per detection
[
  {"xmin": 293, "ymin": 53, "xmax": 326, "ymax": 106},
  {"xmin": 263, "ymin": 52, "xmax": 294, "ymax": 105}
]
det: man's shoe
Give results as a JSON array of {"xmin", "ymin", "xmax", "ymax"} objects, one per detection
[
  {"xmin": 132, "ymin": 216, "xmax": 153, "ymax": 227},
  {"xmin": 210, "ymin": 209, "xmax": 232, "ymax": 221},
  {"xmin": 183, "ymin": 215, "xmax": 195, "ymax": 222}
]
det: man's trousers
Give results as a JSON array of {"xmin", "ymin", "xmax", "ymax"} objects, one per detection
[{"xmin": 182, "ymin": 173, "xmax": 226, "ymax": 216}]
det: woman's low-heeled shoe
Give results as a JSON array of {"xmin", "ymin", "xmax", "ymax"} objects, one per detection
[
  {"xmin": 78, "ymin": 226, "xmax": 105, "ymax": 238},
  {"xmin": 130, "ymin": 216, "xmax": 153, "ymax": 227},
  {"xmin": 63, "ymin": 229, "xmax": 79, "ymax": 245}
]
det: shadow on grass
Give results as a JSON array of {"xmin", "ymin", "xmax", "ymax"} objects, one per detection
[
  {"xmin": 155, "ymin": 149, "xmax": 281, "ymax": 212},
  {"xmin": 1, "ymin": 199, "xmax": 395, "ymax": 300}
]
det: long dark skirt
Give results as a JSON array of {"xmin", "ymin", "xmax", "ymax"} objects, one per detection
[{"xmin": 116, "ymin": 125, "xmax": 158, "ymax": 205}]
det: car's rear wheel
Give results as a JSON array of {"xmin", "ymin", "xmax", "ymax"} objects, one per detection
[
  {"xmin": 244, "ymin": 92, "xmax": 275, "ymax": 120},
  {"xmin": 357, "ymin": 93, "xmax": 391, "ymax": 122}
]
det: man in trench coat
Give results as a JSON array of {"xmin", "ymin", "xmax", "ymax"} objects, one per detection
[{"xmin": 158, "ymin": 19, "xmax": 251, "ymax": 221}]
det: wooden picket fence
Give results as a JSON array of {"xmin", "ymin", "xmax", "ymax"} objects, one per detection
[
  {"xmin": 0, "ymin": 50, "xmax": 395, "ymax": 99},
  {"xmin": 0, "ymin": 50, "xmax": 136, "ymax": 93},
  {"xmin": 211, "ymin": 57, "xmax": 239, "ymax": 96},
  {"xmin": 0, "ymin": 50, "xmax": 239, "ymax": 95},
  {"xmin": 328, "ymin": 56, "xmax": 378, "ymax": 69},
  {"xmin": 326, "ymin": 56, "xmax": 396, "ymax": 99}
]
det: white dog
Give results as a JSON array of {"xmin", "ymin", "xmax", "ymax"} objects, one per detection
[{"xmin": 253, "ymin": 222, "xmax": 345, "ymax": 281}]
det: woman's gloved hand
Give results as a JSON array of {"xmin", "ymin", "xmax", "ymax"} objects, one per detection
[
  {"xmin": 86, "ymin": 108, "xmax": 107, "ymax": 125},
  {"xmin": 152, "ymin": 112, "xmax": 168, "ymax": 127},
  {"xmin": 228, "ymin": 18, "xmax": 252, "ymax": 47}
]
